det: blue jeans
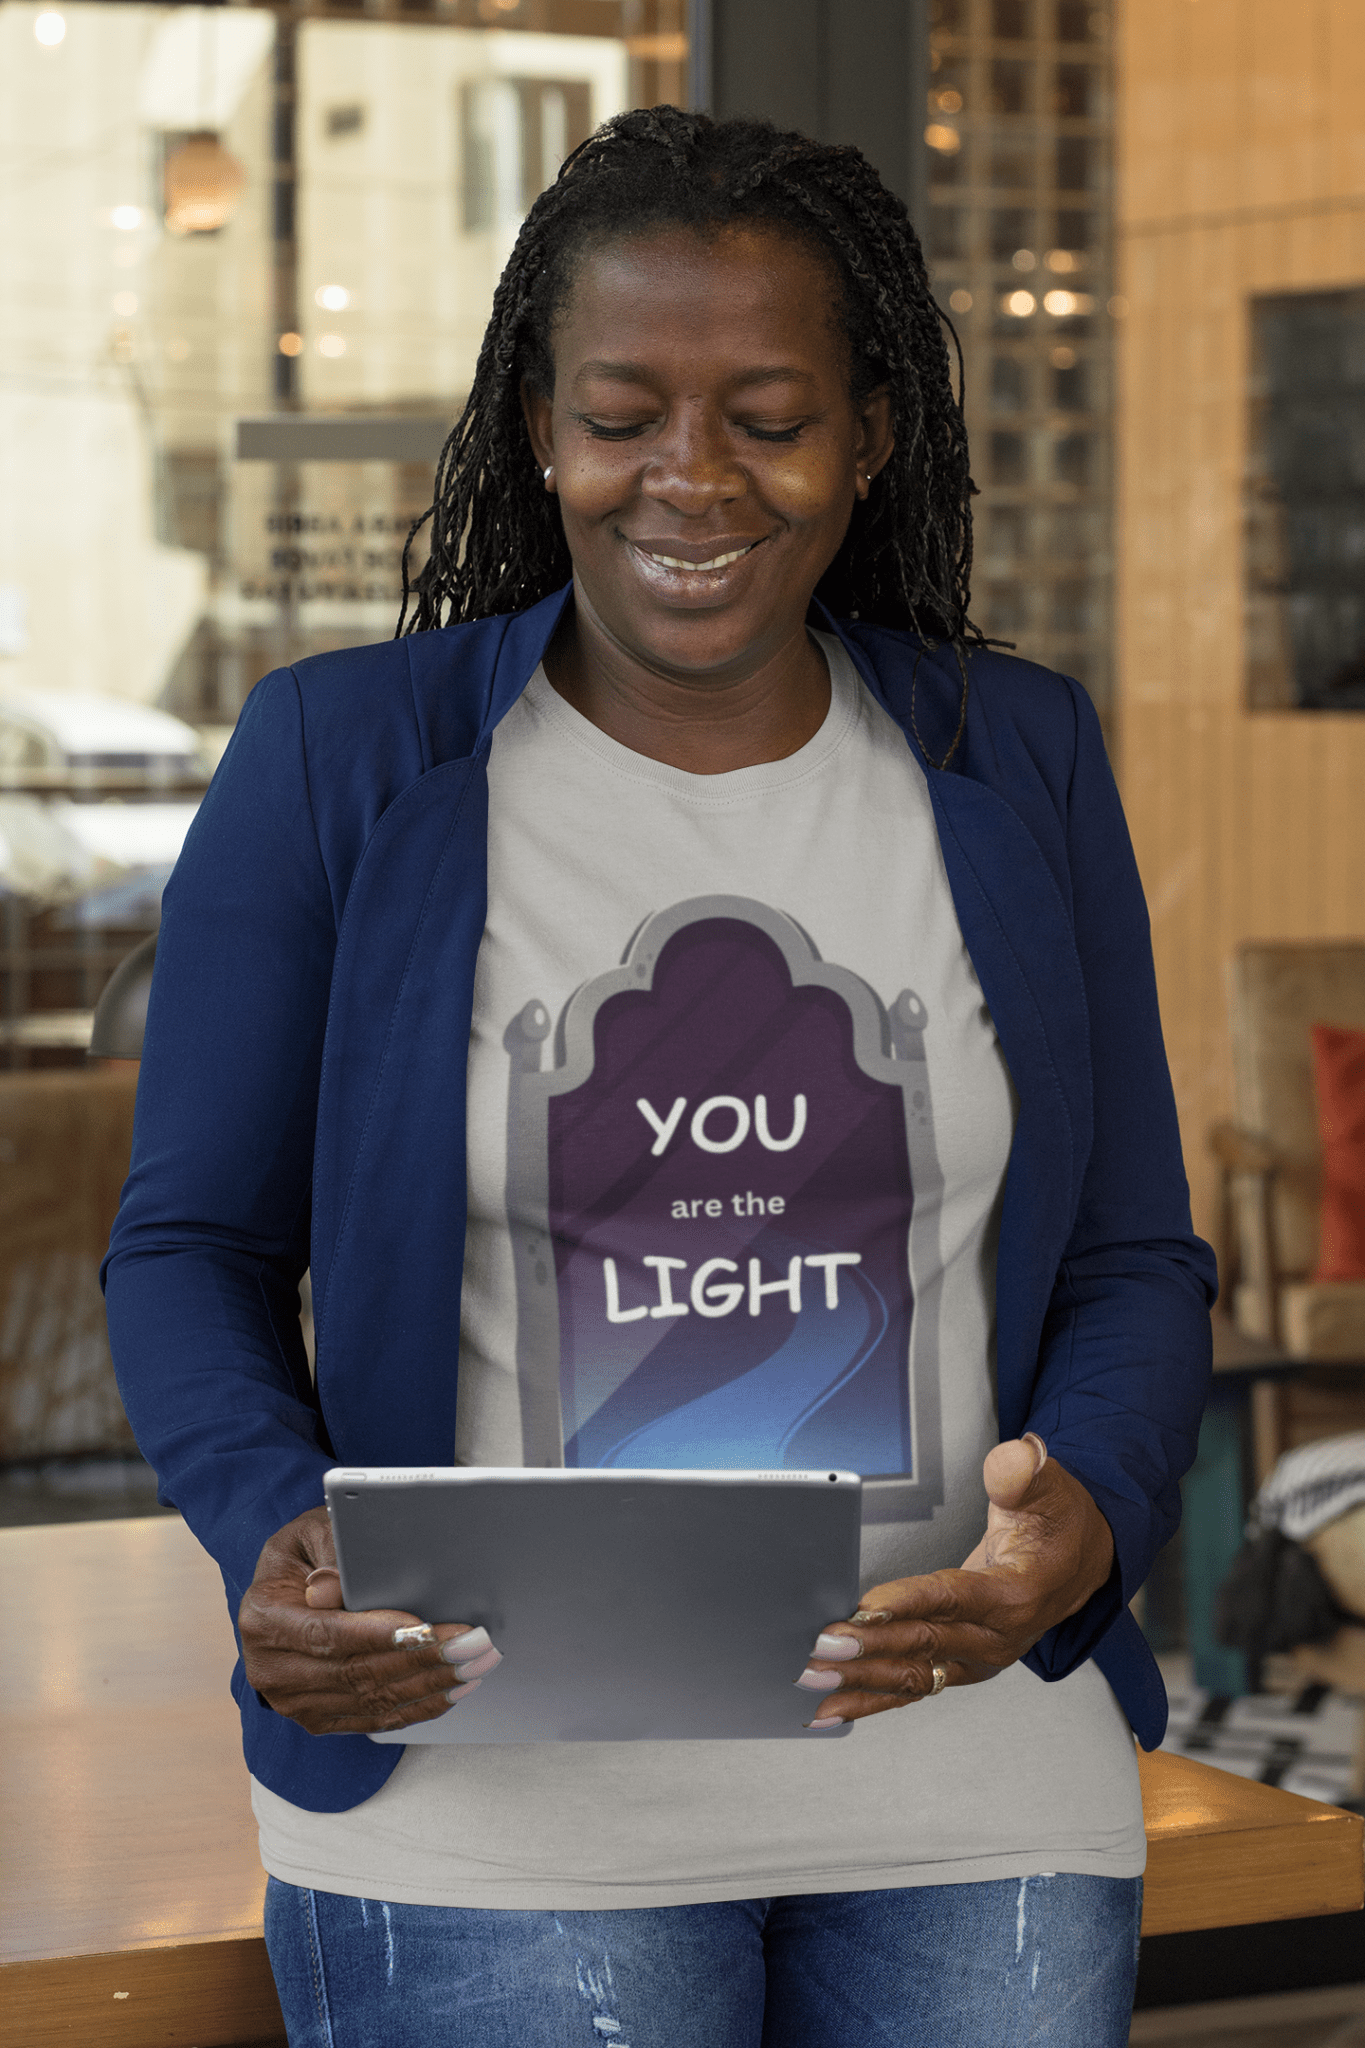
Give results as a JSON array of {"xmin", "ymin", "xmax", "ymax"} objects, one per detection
[{"xmin": 264, "ymin": 1871, "xmax": 1142, "ymax": 2045}]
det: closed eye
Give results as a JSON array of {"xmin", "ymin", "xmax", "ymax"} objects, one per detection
[
  {"xmin": 569, "ymin": 410, "xmax": 809, "ymax": 445},
  {"xmin": 569, "ymin": 410, "xmax": 653, "ymax": 441}
]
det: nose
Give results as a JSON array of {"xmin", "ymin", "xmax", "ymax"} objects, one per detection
[{"xmin": 641, "ymin": 402, "xmax": 747, "ymax": 513}]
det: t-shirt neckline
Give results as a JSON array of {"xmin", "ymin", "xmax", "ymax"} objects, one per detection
[{"xmin": 517, "ymin": 631, "xmax": 863, "ymax": 805}]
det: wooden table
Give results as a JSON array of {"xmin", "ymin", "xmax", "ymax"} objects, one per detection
[{"xmin": 3, "ymin": 1519, "xmax": 1361, "ymax": 2048}]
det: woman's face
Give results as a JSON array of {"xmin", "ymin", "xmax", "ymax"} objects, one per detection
[{"xmin": 521, "ymin": 224, "xmax": 893, "ymax": 686}]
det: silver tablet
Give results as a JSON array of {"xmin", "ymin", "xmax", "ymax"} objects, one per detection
[{"xmin": 325, "ymin": 1466, "xmax": 863, "ymax": 1743}]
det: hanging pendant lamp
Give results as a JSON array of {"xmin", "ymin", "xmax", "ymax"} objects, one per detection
[{"xmin": 163, "ymin": 131, "xmax": 245, "ymax": 235}]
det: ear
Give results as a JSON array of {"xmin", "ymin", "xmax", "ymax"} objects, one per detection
[
  {"xmin": 853, "ymin": 385, "xmax": 895, "ymax": 499},
  {"xmin": 520, "ymin": 377, "xmax": 555, "ymax": 474}
]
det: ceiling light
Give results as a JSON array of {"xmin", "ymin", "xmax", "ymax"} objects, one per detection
[
  {"xmin": 314, "ymin": 284, "xmax": 350, "ymax": 312},
  {"xmin": 34, "ymin": 11, "xmax": 65, "ymax": 45}
]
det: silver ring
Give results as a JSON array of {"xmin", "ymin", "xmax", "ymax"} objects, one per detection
[{"xmin": 928, "ymin": 1663, "xmax": 948, "ymax": 1697}]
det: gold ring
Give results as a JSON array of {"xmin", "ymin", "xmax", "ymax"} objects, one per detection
[{"xmin": 928, "ymin": 1663, "xmax": 948, "ymax": 1696}]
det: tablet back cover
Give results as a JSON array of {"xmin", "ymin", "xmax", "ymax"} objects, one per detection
[{"xmin": 326, "ymin": 1468, "xmax": 862, "ymax": 1743}]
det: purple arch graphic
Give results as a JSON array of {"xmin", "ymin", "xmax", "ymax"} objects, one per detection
[{"xmin": 504, "ymin": 897, "xmax": 945, "ymax": 1520}]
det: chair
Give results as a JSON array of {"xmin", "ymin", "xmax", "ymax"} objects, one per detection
[
  {"xmin": 1211, "ymin": 941, "xmax": 1365, "ymax": 1358},
  {"xmin": 0, "ymin": 936, "xmax": 154, "ymax": 1460}
]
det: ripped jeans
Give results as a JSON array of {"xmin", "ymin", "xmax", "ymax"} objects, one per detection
[{"xmin": 263, "ymin": 1871, "xmax": 1142, "ymax": 2046}]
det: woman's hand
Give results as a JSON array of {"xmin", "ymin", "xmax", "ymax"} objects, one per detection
[
  {"xmin": 238, "ymin": 1506, "xmax": 501, "ymax": 1735},
  {"xmin": 797, "ymin": 1436, "xmax": 1116, "ymax": 1725}
]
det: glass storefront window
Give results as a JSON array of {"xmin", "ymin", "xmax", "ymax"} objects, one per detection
[
  {"xmin": 926, "ymin": 0, "xmax": 1113, "ymax": 713},
  {"xmin": 0, "ymin": 0, "xmax": 686, "ymax": 1060}
]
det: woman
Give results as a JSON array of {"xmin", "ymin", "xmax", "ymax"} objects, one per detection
[{"xmin": 105, "ymin": 109, "xmax": 1215, "ymax": 2044}]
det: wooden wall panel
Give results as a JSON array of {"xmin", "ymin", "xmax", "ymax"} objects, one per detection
[{"xmin": 1115, "ymin": 0, "xmax": 1365, "ymax": 1242}]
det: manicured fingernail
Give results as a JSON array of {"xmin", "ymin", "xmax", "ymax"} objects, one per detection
[
  {"xmin": 449, "ymin": 1646, "xmax": 502, "ymax": 1681},
  {"xmin": 440, "ymin": 1627, "xmax": 493, "ymax": 1665},
  {"xmin": 1024, "ymin": 1432, "xmax": 1048, "ymax": 1472},
  {"xmin": 850, "ymin": 1609, "xmax": 893, "ymax": 1625},
  {"xmin": 393, "ymin": 1623, "xmax": 435, "ymax": 1647},
  {"xmin": 446, "ymin": 1678, "xmax": 482, "ymax": 1704},
  {"xmin": 812, "ymin": 1632, "xmax": 862, "ymax": 1661},
  {"xmin": 805, "ymin": 1715, "xmax": 845, "ymax": 1730},
  {"xmin": 796, "ymin": 1667, "xmax": 844, "ymax": 1692}
]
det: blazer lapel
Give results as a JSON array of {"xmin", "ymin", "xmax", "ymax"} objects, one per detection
[
  {"xmin": 925, "ymin": 774, "xmax": 1092, "ymax": 1436},
  {"xmin": 824, "ymin": 613, "xmax": 1094, "ymax": 1437},
  {"xmin": 310, "ymin": 588, "xmax": 570, "ymax": 1466}
]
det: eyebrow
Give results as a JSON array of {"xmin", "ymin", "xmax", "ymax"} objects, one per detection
[{"xmin": 573, "ymin": 360, "xmax": 816, "ymax": 391}]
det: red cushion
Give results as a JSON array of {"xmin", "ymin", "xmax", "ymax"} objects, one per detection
[{"xmin": 1312, "ymin": 1022, "xmax": 1365, "ymax": 1282}]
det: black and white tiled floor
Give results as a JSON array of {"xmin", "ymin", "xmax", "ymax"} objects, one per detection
[{"xmin": 1158, "ymin": 1653, "xmax": 1361, "ymax": 1809}]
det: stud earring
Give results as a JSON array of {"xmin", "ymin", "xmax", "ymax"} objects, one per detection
[{"xmin": 543, "ymin": 465, "xmax": 554, "ymax": 485}]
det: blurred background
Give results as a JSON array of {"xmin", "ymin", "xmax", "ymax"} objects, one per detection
[{"xmin": 2, "ymin": 1, "xmax": 1365, "ymax": 2023}]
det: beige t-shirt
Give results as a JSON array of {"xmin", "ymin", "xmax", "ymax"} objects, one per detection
[{"xmin": 252, "ymin": 635, "xmax": 1144, "ymax": 1908}]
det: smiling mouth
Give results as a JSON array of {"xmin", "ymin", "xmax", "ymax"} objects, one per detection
[{"xmin": 633, "ymin": 541, "xmax": 762, "ymax": 574}]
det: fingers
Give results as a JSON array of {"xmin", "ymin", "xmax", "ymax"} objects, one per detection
[
  {"xmin": 242, "ymin": 1613, "xmax": 500, "ymax": 1735},
  {"xmin": 239, "ymin": 1508, "xmax": 504, "ymax": 1735},
  {"xmin": 799, "ymin": 1649, "xmax": 972, "ymax": 1726}
]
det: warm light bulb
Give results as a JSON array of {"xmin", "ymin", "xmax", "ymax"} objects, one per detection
[
  {"xmin": 949, "ymin": 288, "xmax": 973, "ymax": 313},
  {"xmin": 1003, "ymin": 290, "xmax": 1036, "ymax": 317},
  {"xmin": 278, "ymin": 332, "xmax": 304, "ymax": 358},
  {"xmin": 316, "ymin": 334, "xmax": 346, "ymax": 358},
  {"xmin": 924, "ymin": 123, "xmax": 962, "ymax": 154},
  {"xmin": 34, "ymin": 10, "xmax": 65, "ymax": 45},
  {"xmin": 112, "ymin": 291, "xmax": 138, "ymax": 317},
  {"xmin": 314, "ymin": 284, "xmax": 350, "ymax": 312},
  {"xmin": 1011, "ymin": 249, "xmax": 1037, "ymax": 272},
  {"xmin": 111, "ymin": 205, "xmax": 143, "ymax": 232}
]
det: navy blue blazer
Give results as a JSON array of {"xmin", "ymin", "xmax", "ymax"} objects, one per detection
[{"xmin": 104, "ymin": 584, "xmax": 1216, "ymax": 1813}]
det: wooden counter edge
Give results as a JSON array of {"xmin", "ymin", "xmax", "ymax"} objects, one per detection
[
  {"xmin": 0, "ymin": 1938, "xmax": 285, "ymax": 2048},
  {"xmin": 1138, "ymin": 1747, "xmax": 1364, "ymax": 1936}
]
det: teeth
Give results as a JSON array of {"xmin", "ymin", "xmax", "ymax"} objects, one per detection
[{"xmin": 643, "ymin": 546, "xmax": 753, "ymax": 573}]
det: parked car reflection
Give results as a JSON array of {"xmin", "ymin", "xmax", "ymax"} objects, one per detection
[{"xmin": 0, "ymin": 691, "xmax": 210, "ymax": 1059}]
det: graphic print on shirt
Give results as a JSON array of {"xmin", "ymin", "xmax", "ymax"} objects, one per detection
[{"xmin": 503, "ymin": 897, "xmax": 945, "ymax": 1517}]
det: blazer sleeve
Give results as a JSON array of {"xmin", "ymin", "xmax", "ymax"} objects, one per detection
[
  {"xmin": 1021, "ymin": 680, "xmax": 1217, "ymax": 1678},
  {"xmin": 102, "ymin": 668, "xmax": 340, "ymax": 1602}
]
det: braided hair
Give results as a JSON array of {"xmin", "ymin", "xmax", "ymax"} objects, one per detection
[{"xmin": 398, "ymin": 106, "xmax": 981, "ymax": 673}]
